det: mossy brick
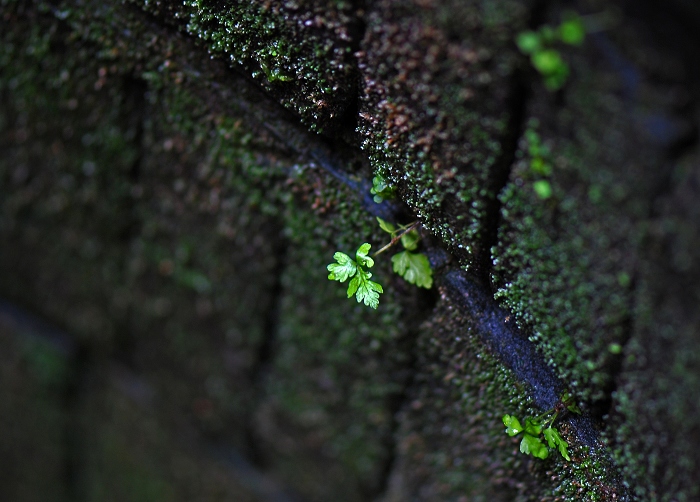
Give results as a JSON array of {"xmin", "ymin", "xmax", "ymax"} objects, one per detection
[
  {"xmin": 0, "ymin": 3, "xmax": 139, "ymax": 342},
  {"xmin": 129, "ymin": 0, "xmax": 360, "ymax": 133},
  {"xmin": 119, "ymin": 75, "xmax": 292, "ymax": 449},
  {"xmin": 1, "ymin": 0, "xmax": 417, "ymax": 498},
  {"xmin": 490, "ymin": 6, "xmax": 698, "ymax": 499},
  {"xmin": 357, "ymin": 0, "xmax": 529, "ymax": 269},
  {"xmin": 78, "ymin": 364, "xmax": 266, "ymax": 502},
  {"xmin": 0, "ymin": 307, "xmax": 72, "ymax": 502},
  {"xmin": 492, "ymin": 7, "xmax": 689, "ymax": 405},
  {"xmin": 382, "ymin": 283, "xmax": 623, "ymax": 502},
  {"xmin": 251, "ymin": 220, "xmax": 416, "ymax": 501},
  {"xmin": 2, "ymin": 0, "xmax": 700, "ymax": 500},
  {"xmin": 380, "ymin": 298, "xmax": 534, "ymax": 502},
  {"xmin": 608, "ymin": 149, "xmax": 700, "ymax": 502}
]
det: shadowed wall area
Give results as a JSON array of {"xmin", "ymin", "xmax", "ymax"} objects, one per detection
[{"xmin": 1, "ymin": 0, "xmax": 699, "ymax": 500}]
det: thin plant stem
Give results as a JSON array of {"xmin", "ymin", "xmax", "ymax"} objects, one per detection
[{"xmin": 373, "ymin": 221, "xmax": 419, "ymax": 256}]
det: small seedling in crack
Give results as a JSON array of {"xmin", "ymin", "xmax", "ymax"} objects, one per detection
[
  {"xmin": 523, "ymin": 121, "xmax": 554, "ymax": 200},
  {"xmin": 502, "ymin": 392, "xmax": 582, "ymax": 461},
  {"xmin": 327, "ymin": 218, "xmax": 433, "ymax": 309},
  {"xmin": 327, "ymin": 243, "xmax": 384, "ymax": 309},
  {"xmin": 376, "ymin": 217, "xmax": 433, "ymax": 289},
  {"xmin": 327, "ymin": 175, "xmax": 432, "ymax": 308}
]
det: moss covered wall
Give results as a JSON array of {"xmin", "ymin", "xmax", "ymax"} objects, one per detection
[{"xmin": 1, "ymin": 0, "xmax": 699, "ymax": 500}]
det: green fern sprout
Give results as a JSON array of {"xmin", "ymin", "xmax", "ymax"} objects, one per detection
[
  {"xmin": 327, "ymin": 243, "xmax": 384, "ymax": 309},
  {"xmin": 327, "ymin": 175, "xmax": 433, "ymax": 309},
  {"xmin": 376, "ymin": 218, "xmax": 433, "ymax": 289},
  {"xmin": 326, "ymin": 218, "xmax": 433, "ymax": 309},
  {"xmin": 502, "ymin": 392, "xmax": 581, "ymax": 461}
]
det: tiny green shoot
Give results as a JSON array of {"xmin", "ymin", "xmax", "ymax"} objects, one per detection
[
  {"xmin": 524, "ymin": 122, "xmax": 555, "ymax": 200},
  {"xmin": 328, "ymin": 243, "xmax": 384, "ymax": 309},
  {"xmin": 516, "ymin": 12, "xmax": 586, "ymax": 91},
  {"xmin": 326, "ymin": 178, "xmax": 432, "ymax": 309},
  {"xmin": 370, "ymin": 175, "xmax": 396, "ymax": 203},
  {"xmin": 502, "ymin": 392, "xmax": 581, "ymax": 461},
  {"xmin": 259, "ymin": 60, "xmax": 292, "ymax": 82},
  {"xmin": 326, "ymin": 220, "xmax": 433, "ymax": 308},
  {"xmin": 377, "ymin": 217, "xmax": 433, "ymax": 289},
  {"xmin": 533, "ymin": 180, "xmax": 553, "ymax": 199}
]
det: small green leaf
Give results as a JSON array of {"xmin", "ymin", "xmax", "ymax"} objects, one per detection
[
  {"xmin": 400, "ymin": 229, "xmax": 420, "ymax": 251},
  {"xmin": 355, "ymin": 243, "xmax": 374, "ymax": 268},
  {"xmin": 370, "ymin": 175, "xmax": 395, "ymax": 203},
  {"xmin": 370, "ymin": 175, "xmax": 387, "ymax": 192},
  {"xmin": 259, "ymin": 61, "xmax": 292, "ymax": 82},
  {"xmin": 347, "ymin": 273, "xmax": 359, "ymax": 297},
  {"xmin": 558, "ymin": 440, "xmax": 571, "ymax": 461},
  {"xmin": 377, "ymin": 217, "xmax": 396, "ymax": 235},
  {"xmin": 532, "ymin": 49, "xmax": 566, "ymax": 76},
  {"xmin": 523, "ymin": 417, "xmax": 543, "ymax": 436},
  {"xmin": 544, "ymin": 427, "xmax": 571, "ymax": 461},
  {"xmin": 516, "ymin": 31, "xmax": 541, "ymax": 54},
  {"xmin": 530, "ymin": 157, "xmax": 552, "ymax": 176},
  {"xmin": 566, "ymin": 402, "xmax": 582, "ymax": 415},
  {"xmin": 503, "ymin": 415, "xmax": 524, "ymax": 436},
  {"xmin": 561, "ymin": 392, "xmax": 582, "ymax": 414},
  {"xmin": 328, "ymin": 244, "xmax": 384, "ymax": 309},
  {"xmin": 543, "ymin": 63, "xmax": 570, "ymax": 91},
  {"xmin": 327, "ymin": 252, "xmax": 357, "ymax": 282},
  {"xmin": 533, "ymin": 180, "xmax": 553, "ymax": 199},
  {"xmin": 525, "ymin": 128, "xmax": 540, "ymax": 146},
  {"xmin": 543, "ymin": 427, "xmax": 560, "ymax": 448},
  {"xmin": 349, "ymin": 268, "xmax": 383, "ymax": 309},
  {"xmin": 567, "ymin": 402, "xmax": 582, "ymax": 414},
  {"xmin": 520, "ymin": 434, "xmax": 549, "ymax": 459},
  {"xmin": 391, "ymin": 251, "xmax": 433, "ymax": 288},
  {"xmin": 559, "ymin": 16, "xmax": 585, "ymax": 46}
]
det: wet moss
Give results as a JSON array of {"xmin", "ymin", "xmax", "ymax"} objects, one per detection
[
  {"xmin": 383, "ymin": 298, "xmax": 535, "ymax": 501},
  {"xmin": 491, "ymin": 8, "xmax": 698, "ymax": 499},
  {"xmin": 491, "ymin": 20, "xmax": 667, "ymax": 406},
  {"xmin": 357, "ymin": 0, "xmax": 528, "ymax": 268},
  {"xmin": 608, "ymin": 149, "xmax": 700, "ymax": 501},
  {"xmin": 131, "ymin": 0, "xmax": 360, "ymax": 133},
  {"xmin": 1, "ymin": 1, "xmax": 416, "ymax": 498}
]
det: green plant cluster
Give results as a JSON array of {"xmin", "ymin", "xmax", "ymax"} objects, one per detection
[
  {"xmin": 328, "ymin": 243, "xmax": 385, "ymax": 309},
  {"xmin": 326, "ymin": 217, "xmax": 433, "ymax": 309},
  {"xmin": 516, "ymin": 13, "xmax": 585, "ymax": 91},
  {"xmin": 370, "ymin": 174, "xmax": 396, "ymax": 203},
  {"xmin": 377, "ymin": 218, "xmax": 433, "ymax": 289},
  {"xmin": 524, "ymin": 122, "xmax": 554, "ymax": 199},
  {"xmin": 502, "ymin": 392, "xmax": 581, "ymax": 461},
  {"xmin": 327, "ymin": 175, "xmax": 432, "ymax": 309}
]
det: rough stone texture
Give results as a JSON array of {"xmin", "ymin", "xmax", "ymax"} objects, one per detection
[
  {"xmin": 75, "ymin": 363, "xmax": 271, "ymax": 502},
  {"xmin": 1, "ymin": 0, "xmax": 699, "ymax": 500},
  {"xmin": 357, "ymin": 0, "xmax": 527, "ymax": 270}
]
